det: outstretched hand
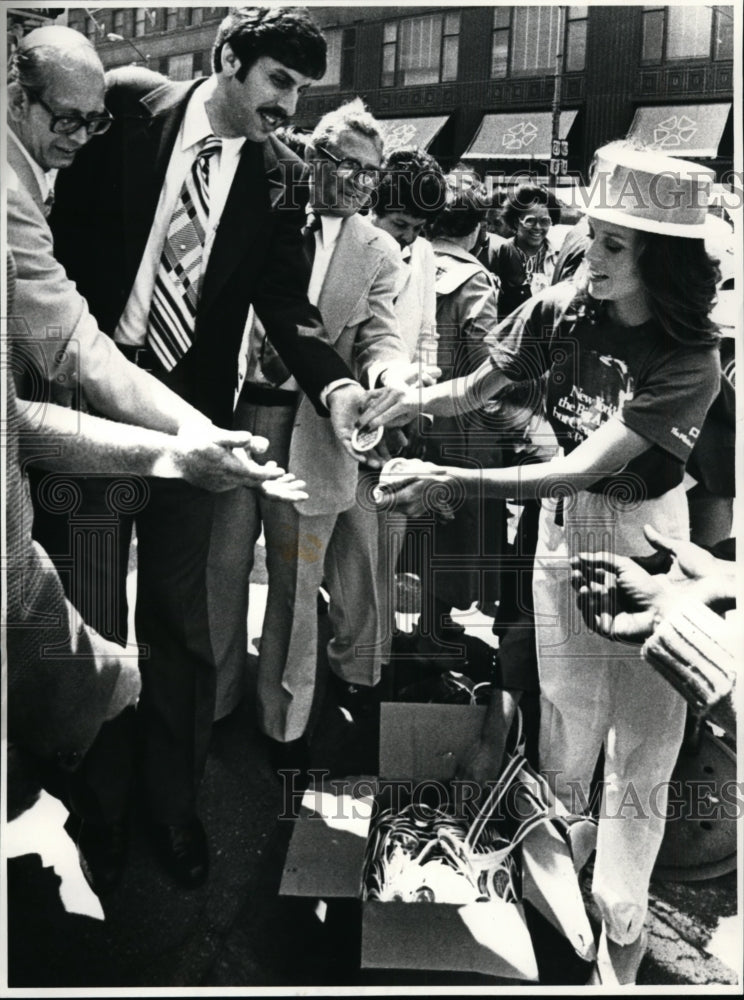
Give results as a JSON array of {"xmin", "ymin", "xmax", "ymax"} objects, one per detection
[
  {"xmin": 570, "ymin": 550, "xmax": 662, "ymax": 642},
  {"xmin": 374, "ymin": 459, "xmax": 455, "ymax": 519},
  {"xmin": 172, "ymin": 425, "xmax": 289, "ymax": 492},
  {"xmin": 570, "ymin": 522, "xmax": 736, "ymax": 642}
]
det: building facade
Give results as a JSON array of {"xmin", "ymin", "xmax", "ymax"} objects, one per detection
[{"xmin": 60, "ymin": 5, "xmax": 735, "ymax": 182}]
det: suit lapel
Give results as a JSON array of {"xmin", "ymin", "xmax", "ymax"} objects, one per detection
[
  {"xmin": 7, "ymin": 132, "xmax": 45, "ymax": 211},
  {"xmin": 318, "ymin": 215, "xmax": 376, "ymax": 340},
  {"xmin": 199, "ymin": 139, "xmax": 269, "ymax": 317},
  {"xmin": 120, "ymin": 79, "xmax": 202, "ymax": 277}
]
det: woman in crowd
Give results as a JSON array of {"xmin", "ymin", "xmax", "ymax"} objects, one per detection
[
  {"xmin": 368, "ymin": 143, "xmax": 722, "ymax": 984},
  {"xmin": 491, "ymin": 182, "xmax": 562, "ymax": 317}
]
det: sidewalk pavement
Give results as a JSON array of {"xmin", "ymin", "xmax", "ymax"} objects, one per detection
[{"xmin": 4, "ymin": 544, "xmax": 740, "ymax": 990}]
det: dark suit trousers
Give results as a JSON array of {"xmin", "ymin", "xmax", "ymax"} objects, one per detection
[{"xmin": 30, "ymin": 471, "xmax": 216, "ymax": 825}]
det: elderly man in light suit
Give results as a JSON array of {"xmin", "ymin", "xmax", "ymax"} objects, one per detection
[{"xmin": 208, "ymin": 100, "xmax": 413, "ymax": 765}]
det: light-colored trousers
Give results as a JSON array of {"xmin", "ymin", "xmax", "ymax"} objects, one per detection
[
  {"xmin": 533, "ymin": 486, "xmax": 688, "ymax": 945},
  {"xmin": 207, "ymin": 399, "xmax": 382, "ymax": 741}
]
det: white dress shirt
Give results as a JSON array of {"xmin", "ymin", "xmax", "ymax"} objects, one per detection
[
  {"xmin": 307, "ymin": 214, "xmax": 344, "ymax": 306},
  {"xmin": 114, "ymin": 83, "xmax": 245, "ymax": 346}
]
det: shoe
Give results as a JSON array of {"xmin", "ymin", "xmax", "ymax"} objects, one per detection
[
  {"xmin": 151, "ymin": 817, "xmax": 209, "ymax": 888},
  {"xmin": 77, "ymin": 819, "xmax": 128, "ymax": 895}
]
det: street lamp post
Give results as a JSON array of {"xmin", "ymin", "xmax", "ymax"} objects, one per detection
[{"xmin": 549, "ymin": 6, "xmax": 566, "ymax": 190}]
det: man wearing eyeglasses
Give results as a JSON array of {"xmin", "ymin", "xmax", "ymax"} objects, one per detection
[
  {"xmin": 208, "ymin": 99, "xmax": 415, "ymax": 766},
  {"xmin": 11, "ymin": 11, "xmax": 409, "ymax": 897},
  {"xmin": 5, "ymin": 23, "xmax": 322, "ymax": 891}
]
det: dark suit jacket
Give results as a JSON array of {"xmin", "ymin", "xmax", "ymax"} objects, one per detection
[{"xmin": 51, "ymin": 69, "xmax": 352, "ymax": 428}]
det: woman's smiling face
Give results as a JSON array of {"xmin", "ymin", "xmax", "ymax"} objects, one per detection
[{"xmin": 584, "ymin": 218, "xmax": 645, "ymax": 306}]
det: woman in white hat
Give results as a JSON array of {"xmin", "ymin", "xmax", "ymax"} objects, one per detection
[{"xmin": 367, "ymin": 142, "xmax": 722, "ymax": 984}]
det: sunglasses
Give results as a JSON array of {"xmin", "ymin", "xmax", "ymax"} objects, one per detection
[
  {"xmin": 519, "ymin": 215, "xmax": 552, "ymax": 230},
  {"xmin": 316, "ymin": 143, "xmax": 380, "ymax": 192},
  {"xmin": 27, "ymin": 89, "xmax": 113, "ymax": 137}
]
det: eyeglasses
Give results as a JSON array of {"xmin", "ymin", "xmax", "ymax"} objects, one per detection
[
  {"xmin": 519, "ymin": 215, "xmax": 552, "ymax": 230},
  {"xmin": 316, "ymin": 143, "xmax": 380, "ymax": 192},
  {"xmin": 26, "ymin": 89, "xmax": 113, "ymax": 136}
]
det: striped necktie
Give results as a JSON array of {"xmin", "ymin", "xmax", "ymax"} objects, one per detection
[{"xmin": 146, "ymin": 135, "xmax": 222, "ymax": 371}]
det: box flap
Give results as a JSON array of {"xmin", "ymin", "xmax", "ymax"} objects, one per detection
[
  {"xmin": 280, "ymin": 780, "xmax": 377, "ymax": 898},
  {"xmin": 379, "ymin": 703, "xmax": 487, "ymax": 781},
  {"xmin": 362, "ymin": 899, "xmax": 538, "ymax": 981},
  {"xmin": 521, "ymin": 820, "xmax": 596, "ymax": 962}
]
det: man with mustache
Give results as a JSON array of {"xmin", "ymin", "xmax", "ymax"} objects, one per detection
[{"xmin": 42, "ymin": 7, "xmax": 395, "ymax": 893}]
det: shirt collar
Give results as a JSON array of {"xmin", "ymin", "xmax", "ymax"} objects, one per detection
[
  {"xmin": 318, "ymin": 213, "xmax": 344, "ymax": 248},
  {"xmin": 9, "ymin": 131, "xmax": 57, "ymax": 201},
  {"xmin": 182, "ymin": 83, "xmax": 245, "ymax": 156}
]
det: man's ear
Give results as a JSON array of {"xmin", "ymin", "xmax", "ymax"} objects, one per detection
[
  {"xmin": 7, "ymin": 81, "xmax": 29, "ymax": 123},
  {"xmin": 220, "ymin": 42, "xmax": 242, "ymax": 80}
]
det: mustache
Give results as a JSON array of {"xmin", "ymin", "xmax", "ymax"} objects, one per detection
[{"xmin": 258, "ymin": 105, "xmax": 289, "ymax": 125}]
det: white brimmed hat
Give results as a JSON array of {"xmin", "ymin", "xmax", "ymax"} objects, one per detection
[{"xmin": 584, "ymin": 142, "xmax": 714, "ymax": 238}]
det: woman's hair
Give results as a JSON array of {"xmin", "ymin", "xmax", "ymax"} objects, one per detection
[
  {"xmin": 429, "ymin": 180, "xmax": 490, "ymax": 239},
  {"xmin": 373, "ymin": 147, "xmax": 448, "ymax": 222},
  {"xmin": 637, "ymin": 234, "xmax": 720, "ymax": 346},
  {"xmin": 573, "ymin": 232, "xmax": 721, "ymax": 347},
  {"xmin": 500, "ymin": 183, "xmax": 561, "ymax": 232}
]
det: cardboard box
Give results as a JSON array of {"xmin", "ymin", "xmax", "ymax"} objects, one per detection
[{"xmin": 280, "ymin": 703, "xmax": 596, "ymax": 980}]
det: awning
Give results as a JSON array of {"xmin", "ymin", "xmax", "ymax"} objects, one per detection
[
  {"xmin": 380, "ymin": 115, "xmax": 450, "ymax": 151},
  {"xmin": 627, "ymin": 104, "xmax": 731, "ymax": 158},
  {"xmin": 460, "ymin": 110, "xmax": 578, "ymax": 160}
]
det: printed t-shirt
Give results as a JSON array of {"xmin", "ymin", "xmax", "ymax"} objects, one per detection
[{"xmin": 487, "ymin": 283, "xmax": 721, "ymax": 498}]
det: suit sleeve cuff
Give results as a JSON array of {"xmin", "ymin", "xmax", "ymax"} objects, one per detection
[{"xmin": 321, "ymin": 378, "xmax": 358, "ymax": 410}]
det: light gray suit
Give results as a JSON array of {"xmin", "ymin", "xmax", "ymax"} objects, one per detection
[{"xmin": 208, "ymin": 214, "xmax": 407, "ymax": 738}]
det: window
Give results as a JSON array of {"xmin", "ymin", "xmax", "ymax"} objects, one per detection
[
  {"xmin": 491, "ymin": 8, "xmax": 510, "ymax": 78},
  {"xmin": 642, "ymin": 6, "xmax": 664, "ymax": 62},
  {"xmin": 512, "ymin": 6, "xmax": 561, "ymax": 75},
  {"xmin": 134, "ymin": 8, "xmax": 148, "ymax": 37},
  {"xmin": 667, "ymin": 6, "xmax": 713, "ymax": 59},
  {"xmin": 166, "ymin": 7, "xmax": 178, "ymax": 31},
  {"xmin": 565, "ymin": 7, "xmax": 588, "ymax": 72},
  {"xmin": 112, "ymin": 9, "xmax": 127, "ymax": 36},
  {"xmin": 85, "ymin": 13, "xmax": 99, "ymax": 41},
  {"xmin": 381, "ymin": 22, "xmax": 397, "ymax": 87},
  {"xmin": 492, "ymin": 7, "xmax": 586, "ymax": 78},
  {"xmin": 167, "ymin": 53, "xmax": 194, "ymax": 81},
  {"xmin": 321, "ymin": 27, "xmax": 356, "ymax": 88},
  {"xmin": 381, "ymin": 12, "xmax": 459, "ymax": 88},
  {"xmin": 642, "ymin": 5, "xmax": 729, "ymax": 63},
  {"xmin": 714, "ymin": 6, "xmax": 734, "ymax": 59}
]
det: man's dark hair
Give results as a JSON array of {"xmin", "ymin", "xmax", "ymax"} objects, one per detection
[
  {"xmin": 375, "ymin": 148, "xmax": 448, "ymax": 222},
  {"xmin": 430, "ymin": 182, "xmax": 490, "ymax": 239},
  {"xmin": 212, "ymin": 6, "xmax": 326, "ymax": 81}
]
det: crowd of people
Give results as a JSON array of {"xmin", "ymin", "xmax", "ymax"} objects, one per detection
[{"xmin": 4, "ymin": 6, "xmax": 737, "ymax": 988}]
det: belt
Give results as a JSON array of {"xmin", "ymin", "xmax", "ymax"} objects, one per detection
[
  {"xmin": 240, "ymin": 382, "xmax": 300, "ymax": 406},
  {"xmin": 115, "ymin": 342, "xmax": 161, "ymax": 373}
]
